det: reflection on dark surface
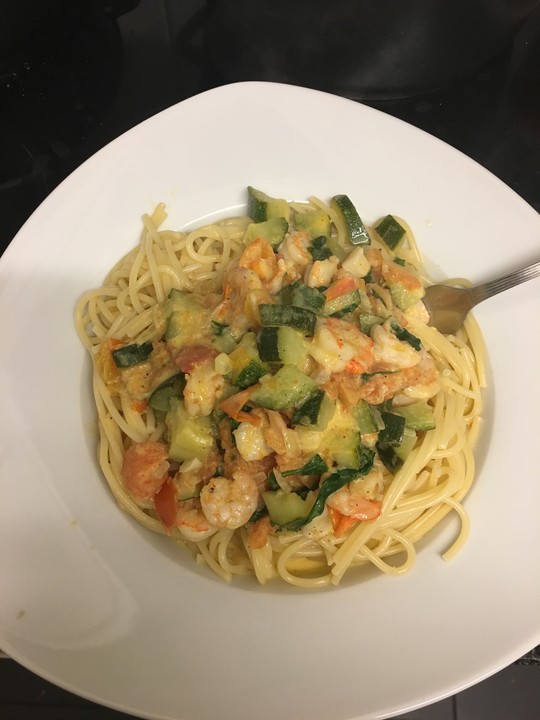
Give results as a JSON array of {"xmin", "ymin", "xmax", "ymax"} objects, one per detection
[
  {"xmin": 203, "ymin": 0, "xmax": 536, "ymax": 98},
  {"xmin": 0, "ymin": 0, "xmax": 539, "ymax": 253}
]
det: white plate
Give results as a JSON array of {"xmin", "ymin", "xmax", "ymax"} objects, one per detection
[{"xmin": 1, "ymin": 82, "xmax": 539, "ymax": 720}]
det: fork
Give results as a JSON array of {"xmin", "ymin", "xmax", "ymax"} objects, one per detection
[{"xmin": 422, "ymin": 259, "xmax": 540, "ymax": 334}]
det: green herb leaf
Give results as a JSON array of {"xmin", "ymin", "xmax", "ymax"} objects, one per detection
[
  {"xmin": 286, "ymin": 449, "xmax": 375, "ymax": 530},
  {"xmin": 281, "ymin": 454, "xmax": 328, "ymax": 477},
  {"xmin": 390, "ymin": 321, "xmax": 422, "ymax": 351}
]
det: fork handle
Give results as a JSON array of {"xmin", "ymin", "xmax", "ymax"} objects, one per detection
[{"xmin": 471, "ymin": 259, "xmax": 540, "ymax": 304}]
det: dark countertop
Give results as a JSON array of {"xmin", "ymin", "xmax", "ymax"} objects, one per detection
[{"xmin": 1, "ymin": 0, "xmax": 539, "ymax": 715}]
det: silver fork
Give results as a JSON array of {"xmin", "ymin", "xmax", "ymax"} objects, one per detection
[{"xmin": 422, "ymin": 259, "xmax": 540, "ymax": 334}]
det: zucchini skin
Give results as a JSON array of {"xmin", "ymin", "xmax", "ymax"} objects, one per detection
[
  {"xmin": 112, "ymin": 342, "xmax": 153, "ymax": 368},
  {"xmin": 331, "ymin": 194, "xmax": 371, "ymax": 246},
  {"xmin": 375, "ymin": 214, "xmax": 406, "ymax": 250},
  {"xmin": 259, "ymin": 304, "xmax": 317, "ymax": 336}
]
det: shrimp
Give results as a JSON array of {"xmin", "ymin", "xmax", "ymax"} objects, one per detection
[
  {"xmin": 358, "ymin": 358, "xmax": 438, "ymax": 405},
  {"xmin": 213, "ymin": 264, "xmax": 274, "ymax": 332},
  {"xmin": 121, "ymin": 441, "xmax": 170, "ymax": 504},
  {"xmin": 233, "ymin": 421, "xmax": 273, "ymax": 462},
  {"xmin": 371, "ymin": 322, "xmax": 422, "ymax": 371},
  {"xmin": 200, "ymin": 471, "xmax": 259, "ymax": 529},
  {"xmin": 183, "ymin": 358, "xmax": 225, "ymax": 416},
  {"xmin": 309, "ymin": 316, "xmax": 374, "ymax": 374},
  {"xmin": 239, "ymin": 237, "xmax": 279, "ymax": 285},
  {"xmin": 278, "ymin": 230, "xmax": 312, "ymax": 274},
  {"xmin": 305, "ymin": 256, "xmax": 339, "ymax": 288},
  {"xmin": 219, "ymin": 420, "xmax": 275, "ymax": 488},
  {"xmin": 176, "ymin": 498, "xmax": 219, "ymax": 541},
  {"xmin": 326, "ymin": 472, "xmax": 382, "ymax": 536}
]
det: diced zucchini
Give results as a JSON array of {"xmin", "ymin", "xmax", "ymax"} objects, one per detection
[
  {"xmin": 166, "ymin": 398, "xmax": 214, "ymax": 462},
  {"xmin": 259, "ymin": 304, "xmax": 316, "ymax": 336},
  {"xmin": 393, "ymin": 401, "xmax": 436, "ymax": 431},
  {"xmin": 251, "ymin": 365, "xmax": 317, "ymax": 411},
  {"xmin": 294, "ymin": 208, "xmax": 331, "ymax": 239},
  {"xmin": 165, "ymin": 289, "xmax": 210, "ymax": 350},
  {"xmin": 211, "ymin": 321, "xmax": 238, "ymax": 353},
  {"xmin": 309, "ymin": 236, "xmax": 333, "ymax": 261},
  {"xmin": 377, "ymin": 427, "xmax": 417, "ymax": 473},
  {"xmin": 247, "ymin": 186, "xmax": 290, "ymax": 223},
  {"xmin": 257, "ymin": 325, "xmax": 311, "ymax": 366},
  {"xmin": 257, "ymin": 327, "xmax": 281, "ymax": 363},
  {"xmin": 331, "ymin": 194, "xmax": 371, "ymax": 246},
  {"xmin": 324, "ymin": 429, "xmax": 363, "ymax": 468},
  {"xmin": 229, "ymin": 332, "xmax": 268, "ymax": 389},
  {"xmin": 112, "ymin": 342, "xmax": 153, "ymax": 368},
  {"xmin": 292, "ymin": 389, "xmax": 335, "ymax": 431},
  {"xmin": 243, "ymin": 217, "xmax": 288, "ymax": 249},
  {"xmin": 358, "ymin": 313, "xmax": 384, "ymax": 335},
  {"xmin": 148, "ymin": 373, "xmax": 185, "ymax": 411},
  {"xmin": 378, "ymin": 411, "xmax": 406, "ymax": 447},
  {"xmin": 277, "ymin": 326, "xmax": 311, "ymax": 366},
  {"xmin": 354, "ymin": 399, "xmax": 377, "ymax": 435},
  {"xmin": 278, "ymin": 280, "xmax": 325, "ymax": 314},
  {"xmin": 324, "ymin": 289, "xmax": 362, "ymax": 318},
  {"xmin": 395, "ymin": 427, "xmax": 417, "ymax": 462},
  {"xmin": 262, "ymin": 489, "xmax": 311, "ymax": 526},
  {"xmin": 374, "ymin": 214, "xmax": 406, "ymax": 251},
  {"xmin": 281, "ymin": 454, "xmax": 328, "ymax": 477},
  {"xmin": 388, "ymin": 282, "xmax": 425, "ymax": 312},
  {"xmin": 286, "ymin": 460, "xmax": 375, "ymax": 530}
]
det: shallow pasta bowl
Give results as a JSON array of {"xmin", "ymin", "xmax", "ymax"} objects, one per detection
[{"xmin": 0, "ymin": 81, "xmax": 539, "ymax": 720}]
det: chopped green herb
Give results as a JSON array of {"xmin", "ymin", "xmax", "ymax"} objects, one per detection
[
  {"xmin": 286, "ymin": 449, "xmax": 375, "ymax": 529},
  {"xmin": 390, "ymin": 321, "xmax": 422, "ymax": 351},
  {"xmin": 281, "ymin": 454, "xmax": 328, "ymax": 477}
]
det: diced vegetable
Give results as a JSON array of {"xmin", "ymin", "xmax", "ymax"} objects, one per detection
[
  {"xmin": 243, "ymin": 216, "xmax": 288, "ymax": 249},
  {"xmin": 257, "ymin": 327, "xmax": 281, "ymax": 363},
  {"xmin": 324, "ymin": 289, "xmax": 362, "ymax": 318},
  {"xmin": 112, "ymin": 342, "xmax": 153, "ymax": 368},
  {"xmin": 166, "ymin": 398, "xmax": 215, "ymax": 462},
  {"xmin": 374, "ymin": 214, "xmax": 406, "ymax": 251},
  {"xmin": 292, "ymin": 389, "xmax": 335, "ymax": 430},
  {"xmin": 286, "ymin": 456, "xmax": 375, "ymax": 530},
  {"xmin": 247, "ymin": 186, "xmax": 290, "ymax": 223},
  {"xmin": 229, "ymin": 332, "xmax": 268, "ymax": 389},
  {"xmin": 388, "ymin": 282, "xmax": 425, "ymax": 312},
  {"xmin": 393, "ymin": 401, "xmax": 436, "ymax": 431},
  {"xmin": 377, "ymin": 426, "xmax": 417, "ymax": 473},
  {"xmin": 251, "ymin": 365, "xmax": 317, "ymax": 411},
  {"xmin": 354, "ymin": 399, "xmax": 377, "ymax": 435},
  {"xmin": 326, "ymin": 430, "xmax": 363, "ymax": 468},
  {"xmin": 395, "ymin": 427, "xmax": 417, "ymax": 461},
  {"xmin": 378, "ymin": 411, "xmax": 406, "ymax": 447},
  {"xmin": 165, "ymin": 289, "xmax": 209, "ymax": 350},
  {"xmin": 277, "ymin": 326, "xmax": 311, "ymax": 367},
  {"xmin": 309, "ymin": 236, "xmax": 333, "ymax": 261},
  {"xmin": 278, "ymin": 280, "xmax": 325, "ymax": 314},
  {"xmin": 358, "ymin": 313, "xmax": 384, "ymax": 335},
  {"xmin": 148, "ymin": 373, "xmax": 185, "ymax": 411},
  {"xmin": 257, "ymin": 326, "xmax": 311, "ymax": 366},
  {"xmin": 262, "ymin": 489, "xmax": 312, "ymax": 526},
  {"xmin": 259, "ymin": 304, "xmax": 316, "ymax": 336},
  {"xmin": 331, "ymin": 194, "xmax": 371, "ymax": 246},
  {"xmin": 294, "ymin": 208, "xmax": 331, "ymax": 239}
]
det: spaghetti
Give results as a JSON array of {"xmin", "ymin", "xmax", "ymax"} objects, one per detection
[{"xmin": 76, "ymin": 189, "xmax": 486, "ymax": 588}]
